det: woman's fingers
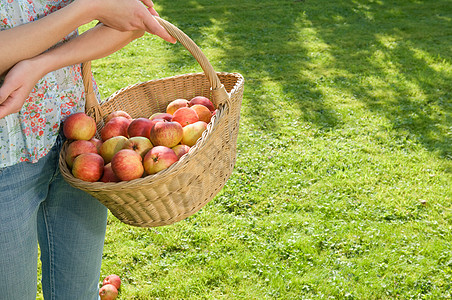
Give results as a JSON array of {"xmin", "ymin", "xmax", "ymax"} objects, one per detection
[
  {"xmin": 143, "ymin": 15, "xmax": 176, "ymax": 44},
  {"xmin": 141, "ymin": 0, "xmax": 159, "ymax": 16},
  {"xmin": 0, "ymin": 90, "xmax": 24, "ymax": 119}
]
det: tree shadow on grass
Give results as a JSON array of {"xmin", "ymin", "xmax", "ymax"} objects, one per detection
[
  {"xmin": 307, "ymin": 0, "xmax": 452, "ymax": 158},
  {"xmin": 156, "ymin": 0, "xmax": 451, "ymax": 158},
  {"xmin": 156, "ymin": 0, "xmax": 336, "ymax": 133}
]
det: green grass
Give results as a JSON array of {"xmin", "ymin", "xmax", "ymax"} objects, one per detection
[{"xmin": 38, "ymin": 0, "xmax": 452, "ymax": 298}]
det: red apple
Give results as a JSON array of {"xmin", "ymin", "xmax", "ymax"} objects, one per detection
[
  {"xmin": 149, "ymin": 121, "xmax": 183, "ymax": 148},
  {"xmin": 63, "ymin": 112, "xmax": 96, "ymax": 140},
  {"xmin": 71, "ymin": 153, "xmax": 104, "ymax": 182},
  {"xmin": 100, "ymin": 116, "xmax": 132, "ymax": 141},
  {"xmin": 100, "ymin": 163, "xmax": 121, "ymax": 183},
  {"xmin": 143, "ymin": 146, "xmax": 178, "ymax": 175},
  {"xmin": 127, "ymin": 117, "xmax": 154, "ymax": 138},
  {"xmin": 105, "ymin": 110, "xmax": 133, "ymax": 123},
  {"xmin": 189, "ymin": 96, "xmax": 215, "ymax": 112},
  {"xmin": 111, "ymin": 149, "xmax": 144, "ymax": 181},
  {"xmin": 191, "ymin": 104, "xmax": 212, "ymax": 123},
  {"xmin": 166, "ymin": 98, "xmax": 189, "ymax": 115},
  {"xmin": 99, "ymin": 284, "xmax": 118, "ymax": 300},
  {"xmin": 172, "ymin": 107, "xmax": 199, "ymax": 127},
  {"xmin": 149, "ymin": 118, "xmax": 166, "ymax": 129},
  {"xmin": 181, "ymin": 121, "xmax": 208, "ymax": 147},
  {"xmin": 172, "ymin": 144, "xmax": 190, "ymax": 159},
  {"xmin": 149, "ymin": 112, "xmax": 173, "ymax": 122},
  {"xmin": 99, "ymin": 136, "xmax": 129, "ymax": 164},
  {"xmin": 102, "ymin": 274, "xmax": 121, "ymax": 290},
  {"xmin": 124, "ymin": 136, "xmax": 153, "ymax": 158},
  {"xmin": 65, "ymin": 139, "xmax": 98, "ymax": 168},
  {"xmin": 89, "ymin": 137, "xmax": 103, "ymax": 153}
]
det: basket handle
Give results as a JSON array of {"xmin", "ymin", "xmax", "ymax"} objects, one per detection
[{"xmin": 82, "ymin": 16, "xmax": 231, "ymax": 118}]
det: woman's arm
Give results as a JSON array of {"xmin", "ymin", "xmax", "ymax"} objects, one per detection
[
  {"xmin": 0, "ymin": 0, "xmax": 175, "ymax": 75},
  {"xmin": 0, "ymin": 24, "xmax": 152, "ymax": 118}
]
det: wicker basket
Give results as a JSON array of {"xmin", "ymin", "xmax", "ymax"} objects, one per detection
[{"xmin": 58, "ymin": 17, "xmax": 244, "ymax": 227}]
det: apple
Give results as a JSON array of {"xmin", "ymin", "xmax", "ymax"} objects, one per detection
[
  {"xmin": 166, "ymin": 98, "xmax": 189, "ymax": 115},
  {"xmin": 111, "ymin": 149, "xmax": 144, "ymax": 181},
  {"xmin": 65, "ymin": 139, "xmax": 98, "ymax": 168},
  {"xmin": 172, "ymin": 107, "xmax": 199, "ymax": 127},
  {"xmin": 89, "ymin": 137, "xmax": 103, "ymax": 153},
  {"xmin": 100, "ymin": 163, "xmax": 121, "ymax": 183},
  {"xmin": 149, "ymin": 118, "xmax": 166, "ymax": 129},
  {"xmin": 100, "ymin": 116, "xmax": 132, "ymax": 141},
  {"xmin": 172, "ymin": 144, "xmax": 190, "ymax": 159},
  {"xmin": 99, "ymin": 136, "xmax": 130, "ymax": 164},
  {"xmin": 105, "ymin": 110, "xmax": 132, "ymax": 123},
  {"xmin": 143, "ymin": 146, "xmax": 178, "ymax": 175},
  {"xmin": 149, "ymin": 121, "xmax": 183, "ymax": 148},
  {"xmin": 99, "ymin": 284, "xmax": 118, "ymax": 300},
  {"xmin": 189, "ymin": 96, "xmax": 215, "ymax": 112},
  {"xmin": 125, "ymin": 136, "xmax": 153, "ymax": 158},
  {"xmin": 71, "ymin": 153, "xmax": 104, "ymax": 182},
  {"xmin": 190, "ymin": 104, "xmax": 212, "ymax": 123},
  {"xmin": 127, "ymin": 117, "xmax": 154, "ymax": 138},
  {"xmin": 181, "ymin": 121, "xmax": 208, "ymax": 147},
  {"xmin": 63, "ymin": 112, "xmax": 96, "ymax": 140},
  {"xmin": 102, "ymin": 274, "xmax": 121, "ymax": 290},
  {"xmin": 149, "ymin": 112, "xmax": 173, "ymax": 122}
]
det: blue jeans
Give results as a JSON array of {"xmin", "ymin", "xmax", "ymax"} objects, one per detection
[{"xmin": 0, "ymin": 133, "xmax": 108, "ymax": 300}]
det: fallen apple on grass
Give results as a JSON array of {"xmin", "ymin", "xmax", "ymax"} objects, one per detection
[
  {"xmin": 99, "ymin": 284, "xmax": 118, "ymax": 300},
  {"xmin": 102, "ymin": 274, "xmax": 121, "ymax": 290}
]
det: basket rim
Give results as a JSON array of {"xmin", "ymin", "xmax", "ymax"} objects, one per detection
[{"xmin": 101, "ymin": 71, "xmax": 244, "ymax": 107}]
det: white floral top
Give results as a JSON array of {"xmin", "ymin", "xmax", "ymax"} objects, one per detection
[{"xmin": 0, "ymin": 0, "xmax": 96, "ymax": 168}]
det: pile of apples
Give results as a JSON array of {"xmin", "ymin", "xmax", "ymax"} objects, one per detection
[
  {"xmin": 63, "ymin": 96, "xmax": 216, "ymax": 182},
  {"xmin": 99, "ymin": 274, "xmax": 121, "ymax": 300}
]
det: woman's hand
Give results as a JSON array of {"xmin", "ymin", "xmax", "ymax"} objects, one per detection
[
  {"xmin": 88, "ymin": 0, "xmax": 176, "ymax": 43},
  {"xmin": 0, "ymin": 60, "xmax": 44, "ymax": 119}
]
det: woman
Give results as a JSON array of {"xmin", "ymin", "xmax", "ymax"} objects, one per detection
[{"xmin": 0, "ymin": 0, "xmax": 175, "ymax": 298}]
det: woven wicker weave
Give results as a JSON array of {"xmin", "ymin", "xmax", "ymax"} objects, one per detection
[{"xmin": 58, "ymin": 17, "xmax": 244, "ymax": 227}]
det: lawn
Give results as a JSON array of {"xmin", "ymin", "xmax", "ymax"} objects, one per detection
[{"xmin": 40, "ymin": 0, "xmax": 451, "ymax": 298}]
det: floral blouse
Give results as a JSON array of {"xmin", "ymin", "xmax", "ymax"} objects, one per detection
[{"xmin": 0, "ymin": 0, "xmax": 97, "ymax": 168}]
